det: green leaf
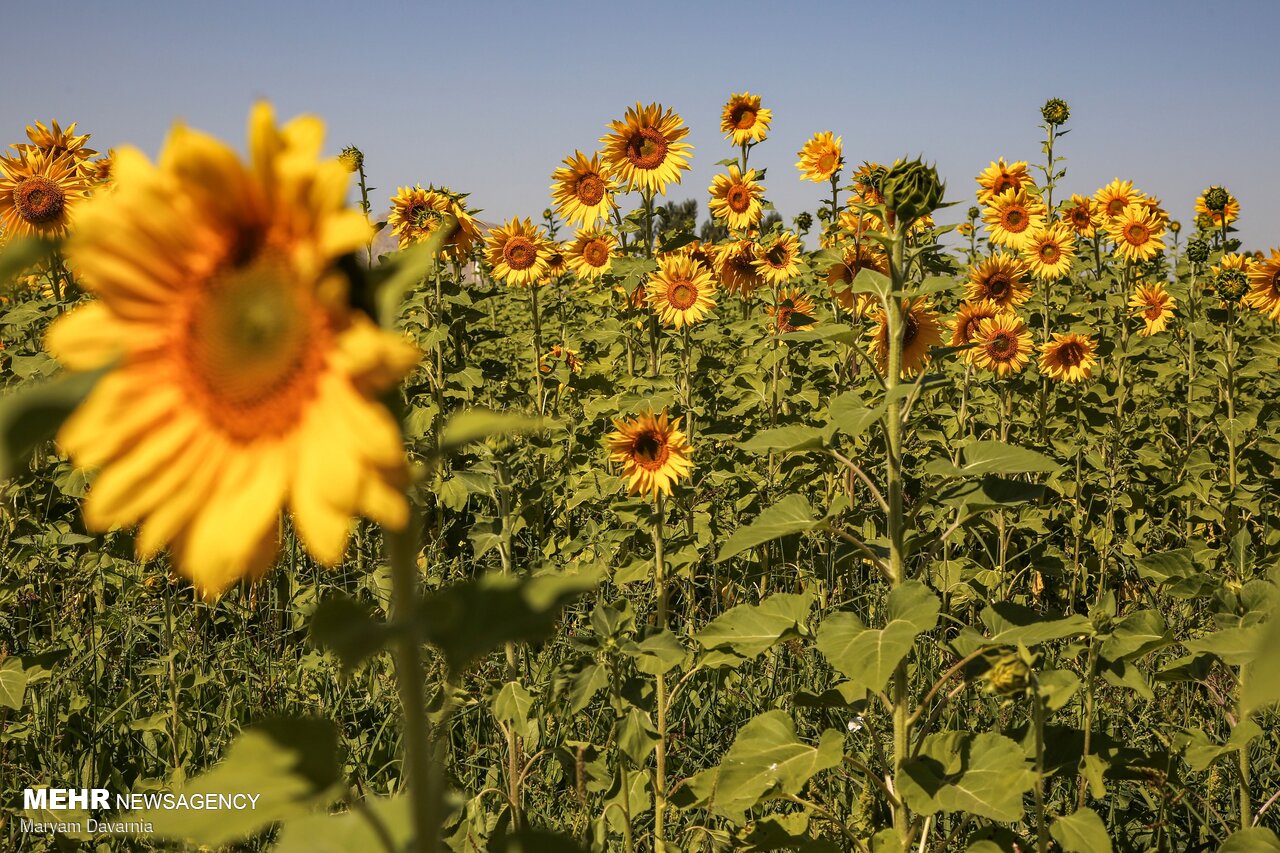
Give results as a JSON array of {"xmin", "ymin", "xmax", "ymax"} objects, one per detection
[
  {"xmin": 418, "ymin": 569, "xmax": 599, "ymax": 676},
  {"xmin": 493, "ymin": 681, "xmax": 537, "ymax": 738},
  {"xmin": 696, "ymin": 592, "xmax": 815, "ymax": 659},
  {"xmin": 123, "ymin": 718, "xmax": 341, "ymax": 846},
  {"xmin": 717, "ymin": 494, "xmax": 820, "ymax": 562},
  {"xmin": 926, "ymin": 440, "xmax": 1061, "ymax": 477},
  {"xmin": 274, "ymin": 795, "xmax": 411, "ymax": 853},
  {"xmin": 1050, "ymin": 808, "xmax": 1112, "ymax": 853},
  {"xmin": 709, "ymin": 711, "xmax": 843, "ymax": 823},
  {"xmin": 627, "ymin": 630, "xmax": 688, "ymax": 675},
  {"xmin": 982, "ymin": 602, "xmax": 1092, "ymax": 646},
  {"xmin": 0, "ymin": 368, "xmax": 107, "ymax": 481},
  {"xmin": 1100, "ymin": 610, "xmax": 1169, "ymax": 661},
  {"xmin": 371, "ymin": 221, "xmax": 455, "ymax": 326},
  {"xmin": 1185, "ymin": 625, "xmax": 1266, "ymax": 665},
  {"xmin": 888, "ymin": 580, "xmax": 942, "ymax": 633},
  {"xmin": 489, "ymin": 828, "xmax": 591, "ymax": 853},
  {"xmin": 0, "ymin": 657, "xmax": 28, "ymax": 710},
  {"xmin": 826, "ymin": 393, "xmax": 885, "ymax": 440},
  {"xmin": 1242, "ymin": 611, "xmax": 1280, "ymax": 716},
  {"xmin": 898, "ymin": 731, "xmax": 1035, "ymax": 822},
  {"xmin": 309, "ymin": 596, "xmax": 390, "ymax": 674},
  {"xmin": 438, "ymin": 408, "xmax": 548, "ymax": 454},
  {"xmin": 738, "ymin": 425, "xmax": 826, "ymax": 454},
  {"xmin": 816, "ymin": 584, "xmax": 937, "ymax": 693},
  {"xmin": 1220, "ymin": 827, "xmax": 1280, "ymax": 852}
]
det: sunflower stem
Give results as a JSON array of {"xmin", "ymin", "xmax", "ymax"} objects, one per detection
[
  {"xmin": 652, "ymin": 491, "xmax": 669, "ymax": 849},
  {"xmin": 530, "ymin": 283, "xmax": 545, "ymax": 413}
]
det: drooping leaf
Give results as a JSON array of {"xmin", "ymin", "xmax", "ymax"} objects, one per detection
[
  {"xmin": 898, "ymin": 731, "xmax": 1035, "ymax": 823},
  {"xmin": 738, "ymin": 425, "xmax": 826, "ymax": 454},
  {"xmin": 274, "ymin": 795, "xmax": 411, "ymax": 853},
  {"xmin": 438, "ymin": 408, "xmax": 549, "ymax": 455},
  {"xmin": 1050, "ymin": 808, "xmax": 1113, "ymax": 853},
  {"xmin": 696, "ymin": 592, "xmax": 815, "ymax": 659},
  {"xmin": 717, "ymin": 494, "xmax": 821, "ymax": 562},
  {"xmin": 926, "ymin": 440, "xmax": 1060, "ymax": 477}
]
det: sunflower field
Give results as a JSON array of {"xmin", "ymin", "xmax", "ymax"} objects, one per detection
[{"xmin": 1, "ymin": 94, "xmax": 1279, "ymax": 853}]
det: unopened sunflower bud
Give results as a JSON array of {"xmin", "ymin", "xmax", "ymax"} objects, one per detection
[
  {"xmin": 1224, "ymin": 238, "xmax": 1241, "ymax": 253},
  {"xmin": 882, "ymin": 158, "xmax": 945, "ymax": 228},
  {"xmin": 1186, "ymin": 238, "xmax": 1210, "ymax": 263},
  {"xmin": 1041, "ymin": 98, "xmax": 1071, "ymax": 126},
  {"xmin": 338, "ymin": 145, "xmax": 363, "ymax": 173},
  {"xmin": 1203, "ymin": 185, "xmax": 1230, "ymax": 213},
  {"xmin": 816, "ymin": 206, "xmax": 832, "ymax": 223},
  {"xmin": 967, "ymin": 205, "xmax": 981, "ymax": 221},
  {"xmin": 1214, "ymin": 268, "xmax": 1249, "ymax": 304},
  {"xmin": 794, "ymin": 210, "xmax": 813, "ymax": 233},
  {"xmin": 1195, "ymin": 213, "xmax": 1215, "ymax": 231},
  {"xmin": 982, "ymin": 652, "xmax": 1032, "ymax": 697}
]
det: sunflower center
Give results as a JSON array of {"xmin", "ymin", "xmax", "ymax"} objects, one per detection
[
  {"xmin": 962, "ymin": 315, "xmax": 987, "ymax": 342},
  {"xmin": 1002, "ymin": 207, "xmax": 1027, "ymax": 232},
  {"xmin": 766, "ymin": 245, "xmax": 789, "ymax": 268},
  {"xmin": 631, "ymin": 431, "xmax": 671, "ymax": 471},
  {"xmin": 1107, "ymin": 198, "xmax": 1127, "ymax": 217},
  {"xmin": 1070, "ymin": 209, "xmax": 1089, "ymax": 227},
  {"xmin": 990, "ymin": 333, "xmax": 1014, "ymax": 358},
  {"xmin": 13, "ymin": 176, "xmax": 65, "ymax": 224},
  {"xmin": 986, "ymin": 273, "xmax": 1011, "ymax": 298},
  {"xmin": 817, "ymin": 152, "xmax": 838, "ymax": 174},
  {"xmin": 583, "ymin": 239, "xmax": 609, "ymax": 267},
  {"xmin": 504, "ymin": 236, "xmax": 537, "ymax": 270},
  {"xmin": 992, "ymin": 175, "xmax": 1017, "ymax": 196},
  {"xmin": 903, "ymin": 312, "xmax": 919, "ymax": 346},
  {"xmin": 1039, "ymin": 243, "xmax": 1060, "ymax": 262},
  {"xmin": 184, "ymin": 260, "xmax": 324, "ymax": 440},
  {"xmin": 576, "ymin": 174, "xmax": 605, "ymax": 206},
  {"xmin": 1124, "ymin": 222, "xmax": 1149, "ymax": 245},
  {"xmin": 1144, "ymin": 305, "xmax": 1161, "ymax": 320},
  {"xmin": 626, "ymin": 128, "xmax": 669, "ymax": 170},
  {"xmin": 1058, "ymin": 341, "xmax": 1083, "ymax": 365},
  {"xmin": 732, "ymin": 106, "xmax": 757, "ymax": 129},
  {"xmin": 726, "ymin": 184, "xmax": 751, "ymax": 213},
  {"xmin": 667, "ymin": 280, "xmax": 697, "ymax": 310}
]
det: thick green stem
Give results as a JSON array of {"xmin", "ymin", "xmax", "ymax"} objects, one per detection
[{"xmin": 652, "ymin": 492, "xmax": 669, "ymax": 848}]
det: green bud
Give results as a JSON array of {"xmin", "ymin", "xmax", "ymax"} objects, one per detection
[
  {"xmin": 1224, "ymin": 238, "xmax": 1241, "ymax": 253},
  {"xmin": 1041, "ymin": 98, "xmax": 1071, "ymax": 126},
  {"xmin": 881, "ymin": 158, "xmax": 945, "ymax": 227},
  {"xmin": 338, "ymin": 145, "xmax": 364, "ymax": 173},
  {"xmin": 1203, "ymin": 185, "xmax": 1230, "ymax": 212},
  {"xmin": 982, "ymin": 652, "xmax": 1032, "ymax": 698},
  {"xmin": 794, "ymin": 211, "xmax": 813, "ymax": 233},
  {"xmin": 816, "ymin": 206, "xmax": 832, "ymax": 223},
  {"xmin": 1186, "ymin": 238, "xmax": 1210, "ymax": 263},
  {"xmin": 1214, "ymin": 268, "xmax": 1249, "ymax": 304},
  {"xmin": 967, "ymin": 206, "xmax": 981, "ymax": 221}
]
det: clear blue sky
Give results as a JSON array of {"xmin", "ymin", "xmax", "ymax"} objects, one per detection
[{"xmin": 5, "ymin": 0, "xmax": 1278, "ymax": 248}]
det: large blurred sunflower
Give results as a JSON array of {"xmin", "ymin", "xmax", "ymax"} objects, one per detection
[
  {"xmin": 720, "ymin": 92, "xmax": 771, "ymax": 146},
  {"xmin": 550, "ymin": 151, "xmax": 617, "ymax": 227},
  {"xmin": 0, "ymin": 149, "xmax": 89, "ymax": 239},
  {"xmin": 717, "ymin": 239, "xmax": 765, "ymax": 298},
  {"xmin": 1129, "ymin": 282, "xmax": 1176, "ymax": 335},
  {"xmin": 46, "ymin": 103, "xmax": 416, "ymax": 598},
  {"xmin": 754, "ymin": 232, "xmax": 803, "ymax": 284},
  {"xmin": 971, "ymin": 313, "xmax": 1033, "ymax": 377},
  {"xmin": 966, "ymin": 252, "xmax": 1033, "ymax": 310},
  {"xmin": 870, "ymin": 298, "xmax": 943, "ymax": 377},
  {"xmin": 975, "ymin": 159, "xmax": 1032, "ymax": 205},
  {"xmin": 600, "ymin": 103, "xmax": 693, "ymax": 196},
  {"xmin": 606, "ymin": 408, "xmax": 693, "ymax": 500},
  {"xmin": 982, "ymin": 188, "xmax": 1046, "ymax": 251},
  {"xmin": 565, "ymin": 228, "xmax": 617, "ymax": 280},
  {"xmin": 708, "ymin": 165, "xmax": 765, "ymax": 231},
  {"xmin": 795, "ymin": 132, "xmax": 842, "ymax": 183},
  {"xmin": 387, "ymin": 185, "xmax": 481, "ymax": 258},
  {"xmin": 1106, "ymin": 203, "xmax": 1165, "ymax": 263},
  {"xmin": 1022, "ymin": 223, "xmax": 1077, "ymax": 281},
  {"xmin": 1245, "ymin": 248, "xmax": 1280, "ymax": 320},
  {"xmin": 486, "ymin": 218, "xmax": 552, "ymax": 286},
  {"xmin": 646, "ymin": 254, "xmax": 716, "ymax": 328},
  {"xmin": 1039, "ymin": 333, "xmax": 1097, "ymax": 383}
]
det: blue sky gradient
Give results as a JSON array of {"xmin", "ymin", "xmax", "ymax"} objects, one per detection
[{"xmin": 6, "ymin": 0, "xmax": 1278, "ymax": 247}]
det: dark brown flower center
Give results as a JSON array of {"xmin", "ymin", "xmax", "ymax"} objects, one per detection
[
  {"xmin": 583, "ymin": 240, "xmax": 609, "ymax": 267},
  {"xmin": 1107, "ymin": 198, "xmax": 1126, "ymax": 216},
  {"xmin": 985, "ymin": 273, "xmax": 1012, "ymax": 299},
  {"xmin": 632, "ymin": 430, "xmax": 671, "ymax": 470},
  {"xmin": 1057, "ymin": 341, "xmax": 1083, "ymax": 365},
  {"xmin": 1070, "ymin": 208, "xmax": 1090, "ymax": 228},
  {"xmin": 1002, "ymin": 207, "xmax": 1027, "ymax": 231},
  {"xmin": 14, "ymin": 176, "xmax": 65, "ymax": 223},
  {"xmin": 626, "ymin": 128, "xmax": 669, "ymax": 170},
  {"xmin": 903, "ymin": 311, "xmax": 919, "ymax": 346},
  {"xmin": 576, "ymin": 173, "xmax": 605, "ymax": 205},
  {"xmin": 766, "ymin": 244, "xmax": 789, "ymax": 268},
  {"xmin": 726, "ymin": 184, "xmax": 751, "ymax": 213},
  {"xmin": 667, "ymin": 280, "xmax": 697, "ymax": 310},
  {"xmin": 1039, "ymin": 242, "xmax": 1060, "ymax": 262},
  {"xmin": 1124, "ymin": 223, "xmax": 1149, "ymax": 245},
  {"xmin": 504, "ymin": 236, "xmax": 537, "ymax": 270},
  {"xmin": 732, "ymin": 106, "xmax": 757, "ymax": 129},
  {"xmin": 992, "ymin": 175, "xmax": 1018, "ymax": 196},
  {"xmin": 989, "ymin": 332, "xmax": 1014, "ymax": 358}
]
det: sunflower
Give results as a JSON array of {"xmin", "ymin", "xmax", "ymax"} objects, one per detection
[
  {"xmin": 717, "ymin": 239, "xmax": 765, "ymax": 298},
  {"xmin": 670, "ymin": 239, "xmax": 718, "ymax": 276},
  {"xmin": 975, "ymin": 159, "xmax": 1032, "ymax": 205},
  {"xmin": 600, "ymin": 103, "xmax": 693, "ymax": 196},
  {"xmin": 550, "ymin": 151, "xmax": 617, "ymax": 227},
  {"xmin": 1039, "ymin": 333, "xmax": 1098, "ymax": 383},
  {"xmin": 971, "ymin": 313, "xmax": 1034, "ymax": 377},
  {"xmin": 606, "ymin": 408, "xmax": 693, "ymax": 500},
  {"xmin": 949, "ymin": 300, "xmax": 1003, "ymax": 358},
  {"xmin": 1211, "ymin": 253, "xmax": 1255, "ymax": 305},
  {"xmin": 85, "ymin": 151, "xmax": 114, "ymax": 187},
  {"xmin": 387, "ymin": 185, "xmax": 482, "ymax": 259},
  {"xmin": 869, "ymin": 298, "xmax": 943, "ymax": 377},
  {"xmin": 827, "ymin": 243, "xmax": 889, "ymax": 313},
  {"xmin": 1245, "ymin": 248, "xmax": 1280, "ymax": 320},
  {"xmin": 837, "ymin": 204, "xmax": 887, "ymax": 239},
  {"xmin": 486, "ymin": 218, "xmax": 552, "ymax": 286},
  {"xmin": 795, "ymin": 131, "xmax": 842, "ymax": 183},
  {"xmin": 0, "ymin": 149, "xmax": 90, "ymax": 239},
  {"xmin": 720, "ymin": 92, "xmax": 771, "ymax": 146},
  {"xmin": 1021, "ymin": 223, "xmax": 1077, "ymax": 280},
  {"xmin": 646, "ymin": 254, "xmax": 716, "ymax": 328},
  {"xmin": 754, "ymin": 232, "xmax": 803, "ymax": 284},
  {"xmin": 1094, "ymin": 179, "xmax": 1144, "ymax": 221},
  {"xmin": 766, "ymin": 288, "xmax": 816, "ymax": 334},
  {"xmin": 1128, "ymin": 282, "xmax": 1176, "ymax": 335},
  {"xmin": 565, "ymin": 228, "xmax": 617, "ymax": 280},
  {"xmin": 540, "ymin": 344, "xmax": 583, "ymax": 375},
  {"xmin": 1105, "ymin": 203, "xmax": 1165, "ymax": 263},
  {"xmin": 1194, "ymin": 189, "xmax": 1240, "ymax": 228},
  {"xmin": 13, "ymin": 119, "xmax": 97, "ymax": 167},
  {"xmin": 982, "ymin": 188, "xmax": 1047, "ymax": 251},
  {"xmin": 851, "ymin": 161, "xmax": 888, "ymax": 204},
  {"xmin": 46, "ymin": 103, "xmax": 416, "ymax": 598},
  {"xmin": 966, "ymin": 252, "xmax": 1033, "ymax": 310},
  {"xmin": 1060, "ymin": 194, "xmax": 1101, "ymax": 238},
  {"xmin": 708, "ymin": 165, "xmax": 765, "ymax": 231}
]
